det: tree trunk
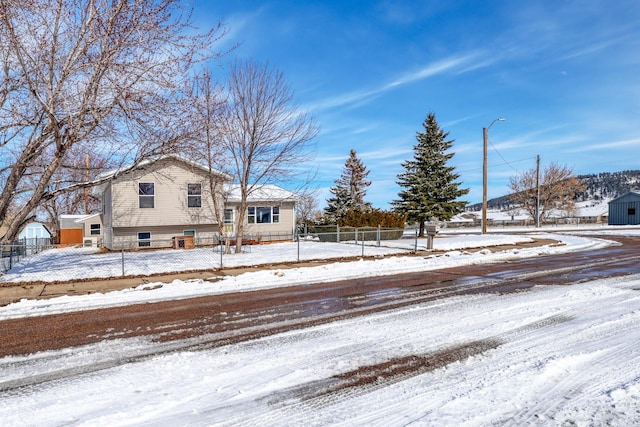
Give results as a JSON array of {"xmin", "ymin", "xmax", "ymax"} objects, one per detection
[{"xmin": 234, "ymin": 202, "xmax": 245, "ymax": 254}]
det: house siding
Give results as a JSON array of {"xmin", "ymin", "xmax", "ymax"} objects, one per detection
[
  {"xmin": 110, "ymin": 159, "xmax": 220, "ymax": 228},
  {"xmin": 101, "ymin": 157, "xmax": 228, "ymax": 249},
  {"xmin": 75, "ymin": 215, "xmax": 104, "ymax": 245},
  {"xmin": 234, "ymin": 201, "xmax": 296, "ymax": 241},
  {"xmin": 110, "ymin": 225, "xmax": 219, "ymax": 249},
  {"xmin": 103, "ymin": 185, "xmax": 113, "ymax": 245}
]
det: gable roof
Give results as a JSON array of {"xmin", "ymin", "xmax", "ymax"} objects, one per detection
[
  {"xmin": 18, "ymin": 222, "xmax": 52, "ymax": 238},
  {"xmin": 97, "ymin": 154, "xmax": 233, "ymax": 182},
  {"xmin": 225, "ymin": 184, "xmax": 299, "ymax": 203},
  {"xmin": 608, "ymin": 191, "xmax": 640, "ymax": 204}
]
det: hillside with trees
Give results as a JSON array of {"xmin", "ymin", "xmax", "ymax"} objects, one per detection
[{"xmin": 468, "ymin": 169, "xmax": 640, "ymax": 211}]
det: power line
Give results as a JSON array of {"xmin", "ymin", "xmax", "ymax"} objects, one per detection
[
  {"xmin": 488, "ymin": 137, "xmax": 526, "ymax": 173},
  {"xmin": 457, "ymin": 156, "xmax": 537, "ymax": 174}
]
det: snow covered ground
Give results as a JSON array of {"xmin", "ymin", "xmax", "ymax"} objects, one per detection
[
  {"xmin": 1, "ymin": 228, "xmax": 640, "ymax": 426},
  {"xmin": 1, "ymin": 232, "xmax": 544, "ymax": 283}
]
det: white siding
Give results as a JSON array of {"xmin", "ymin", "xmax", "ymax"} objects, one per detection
[
  {"xmin": 233, "ymin": 201, "xmax": 296, "ymax": 241},
  {"xmin": 111, "ymin": 159, "xmax": 219, "ymax": 228},
  {"xmin": 109, "ymin": 226, "xmax": 219, "ymax": 249}
]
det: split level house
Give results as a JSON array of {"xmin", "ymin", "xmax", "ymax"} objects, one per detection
[{"xmin": 80, "ymin": 154, "xmax": 299, "ymax": 250}]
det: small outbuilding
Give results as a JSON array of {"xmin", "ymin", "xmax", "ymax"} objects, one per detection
[
  {"xmin": 608, "ymin": 191, "xmax": 640, "ymax": 225},
  {"xmin": 18, "ymin": 222, "xmax": 52, "ymax": 245},
  {"xmin": 59, "ymin": 214, "xmax": 87, "ymax": 245}
]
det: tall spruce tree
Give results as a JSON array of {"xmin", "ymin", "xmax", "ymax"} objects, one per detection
[
  {"xmin": 392, "ymin": 112, "xmax": 468, "ymax": 236},
  {"xmin": 325, "ymin": 149, "xmax": 372, "ymax": 222}
]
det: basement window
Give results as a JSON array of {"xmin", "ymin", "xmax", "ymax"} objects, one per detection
[{"xmin": 138, "ymin": 232, "xmax": 151, "ymax": 247}]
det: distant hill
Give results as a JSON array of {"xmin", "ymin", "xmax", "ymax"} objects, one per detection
[{"xmin": 467, "ymin": 169, "xmax": 640, "ymax": 211}]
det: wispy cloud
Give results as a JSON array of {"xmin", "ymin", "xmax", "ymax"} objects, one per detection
[
  {"xmin": 568, "ymin": 138, "xmax": 640, "ymax": 152},
  {"xmin": 307, "ymin": 53, "xmax": 486, "ymax": 112}
]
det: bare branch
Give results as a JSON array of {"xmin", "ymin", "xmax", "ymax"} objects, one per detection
[
  {"xmin": 0, "ymin": 0, "xmax": 227, "ymax": 242},
  {"xmin": 509, "ymin": 162, "xmax": 587, "ymax": 222}
]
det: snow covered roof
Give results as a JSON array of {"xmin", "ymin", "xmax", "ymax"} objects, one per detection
[
  {"xmin": 97, "ymin": 154, "xmax": 232, "ymax": 182},
  {"xmin": 225, "ymin": 184, "xmax": 299, "ymax": 203},
  {"xmin": 73, "ymin": 213, "xmax": 101, "ymax": 224}
]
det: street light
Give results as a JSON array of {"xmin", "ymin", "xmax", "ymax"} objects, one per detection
[{"xmin": 482, "ymin": 117, "xmax": 505, "ymax": 234}]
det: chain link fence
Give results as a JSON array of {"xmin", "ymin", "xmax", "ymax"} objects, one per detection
[{"xmin": 0, "ymin": 227, "xmax": 418, "ymax": 284}]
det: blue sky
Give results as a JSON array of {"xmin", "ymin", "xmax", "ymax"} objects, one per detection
[{"xmin": 193, "ymin": 0, "xmax": 640, "ymax": 208}]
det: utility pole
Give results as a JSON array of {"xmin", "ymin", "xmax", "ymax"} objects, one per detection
[
  {"xmin": 482, "ymin": 118, "xmax": 505, "ymax": 234},
  {"xmin": 482, "ymin": 127, "xmax": 489, "ymax": 234},
  {"xmin": 535, "ymin": 155, "xmax": 540, "ymax": 228}
]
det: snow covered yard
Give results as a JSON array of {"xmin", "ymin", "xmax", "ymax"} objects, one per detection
[
  {"xmin": 1, "ymin": 232, "xmax": 540, "ymax": 283},
  {"xmin": 1, "ymin": 229, "xmax": 640, "ymax": 426}
]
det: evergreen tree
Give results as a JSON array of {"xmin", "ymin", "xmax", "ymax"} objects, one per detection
[
  {"xmin": 324, "ymin": 149, "xmax": 372, "ymax": 222},
  {"xmin": 392, "ymin": 112, "xmax": 468, "ymax": 236}
]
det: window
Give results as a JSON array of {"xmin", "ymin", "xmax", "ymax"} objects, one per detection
[
  {"xmin": 629, "ymin": 207, "xmax": 636, "ymax": 216},
  {"xmin": 183, "ymin": 230, "xmax": 195, "ymax": 237},
  {"xmin": 224, "ymin": 208, "xmax": 234, "ymax": 224},
  {"xmin": 90, "ymin": 224, "xmax": 101, "ymax": 235},
  {"xmin": 224, "ymin": 208, "xmax": 234, "ymax": 233},
  {"xmin": 188, "ymin": 183, "xmax": 202, "ymax": 208},
  {"xmin": 138, "ymin": 232, "xmax": 151, "ymax": 247},
  {"xmin": 139, "ymin": 183, "xmax": 155, "ymax": 208},
  {"xmin": 247, "ymin": 206, "xmax": 279, "ymax": 224}
]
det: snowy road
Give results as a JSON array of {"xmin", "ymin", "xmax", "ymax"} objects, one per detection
[
  {"xmin": 1, "ymin": 231, "xmax": 640, "ymax": 425},
  {"xmin": 2, "ymin": 274, "xmax": 640, "ymax": 426}
]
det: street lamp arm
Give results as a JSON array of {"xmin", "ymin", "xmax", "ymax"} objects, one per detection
[{"xmin": 487, "ymin": 117, "xmax": 506, "ymax": 130}]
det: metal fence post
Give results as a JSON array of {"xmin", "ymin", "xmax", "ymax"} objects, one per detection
[
  {"xmin": 297, "ymin": 233, "xmax": 300, "ymax": 262},
  {"xmin": 337, "ymin": 224, "xmax": 340, "ymax": 243},
  {"xmin": 377, "ymin": 225, "xmax": 381, "ymax": 247},
  {"xmin": 121, "ymin": 247, "xmax": 125, "ymax": 277},
  {"xmin": 361, "ymin": 234, "xmax": 365, "ymax": 257},
  {"xmin": 220, "ymin": 236, "xmax": 223, "ymax": 269},
  {"xmin": 414, "ymin": 228, "xmax": 418, "ymax": 253}
]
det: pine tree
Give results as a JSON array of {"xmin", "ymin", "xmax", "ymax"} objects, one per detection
[
  {"xmin": 324, "ymin": 149, "xmax": 372, "ymax": 222},
  {"xmin": 392, "ymin": 112, "xmax": 468, "ymax": 236}
]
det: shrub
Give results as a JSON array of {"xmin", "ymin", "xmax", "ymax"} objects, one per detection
[{"xmin": 311, "ymin": 208, "xmax": 406, "ymax": 241}]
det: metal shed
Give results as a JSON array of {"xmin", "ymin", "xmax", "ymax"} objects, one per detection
[{"xmin": 608, "ymin": 191, "xmax": 640, "ymax": 225}]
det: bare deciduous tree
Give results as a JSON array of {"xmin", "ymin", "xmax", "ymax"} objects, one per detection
[
  {"xmin": 295, "ymin": 190, "xmax": 322, "ymax": 226},
  {"xmin": 0, "ymin": 0, "xmax": 225, "ymax": 243},
  {"xmin": 36, "ymin": 149, "xmax": 109, "ymax": 242},
  {"xmin": 218, "ymin": 59, "xmax": 319, "ymax": 252},
  {"xmin": 509, "ymin": 162, "xmax": 586, "ymax": 223},
  {"xmin": 183, "ymin": 70, "xmax": 234, "ymax": 252}
]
